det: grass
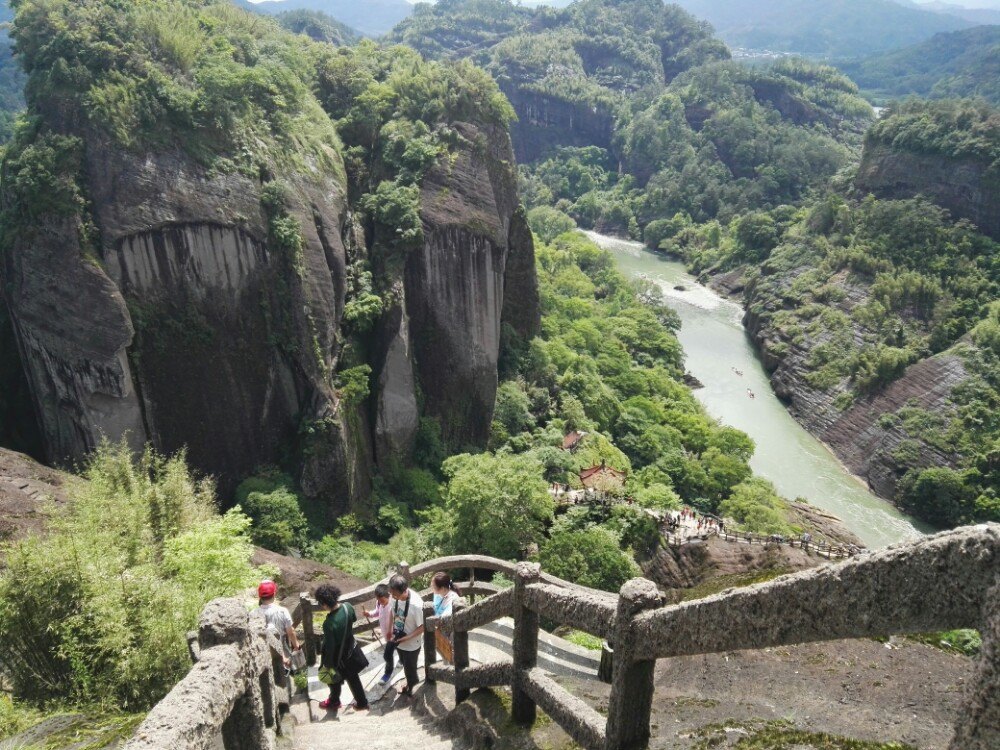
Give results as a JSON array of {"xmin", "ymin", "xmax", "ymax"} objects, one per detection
[
  {"xmin": 693, "ymin": 719, "xmax": 916, "ymax": 749},
  {"xmin": 680, "ymin": 569, "xmax": 790, "ymax": 602},
  {"xmin": 557, "ymin": 629, "xmax": 603, "ymax": 651},
  {"xmin": 907, "ymin": 629, "xmax": 981, "ymax": 656}
]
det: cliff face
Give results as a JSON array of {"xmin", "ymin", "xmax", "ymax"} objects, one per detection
[
  {"xmin": 380, "ymin": 121, "xmax": 539, "ymax": 452},
  {"xmin": 741, "ymin": 272, "xmax": 967, "ymax": 503},
  {"xmin": 503, "ymin": 87, "xmax": 615, "ymax": 164},
  {"xmin": 856, "ymin": 142, "xmax": 1000, "ymax": 241},
  {"xmin": 2, "ymin": 125, "xmax": 537, "ymax": 516}
]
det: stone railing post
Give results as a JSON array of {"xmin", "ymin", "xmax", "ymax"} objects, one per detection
[
  {"xmin": 452, "ymin": 601, "xmax": 470, "ymax": 703},
  {"xmin": 198, "ymin": 599, "xmax": 274, "ymax": 750},
  {"xmin": 398, "ymin": 561, "xmax": 410, "ymax": 583},
  {"xmin": 604, "ymin": 578, "xmax": 662, "ymax": 750},
  {"xmin": 300, "ymin": 593, "xmax": 317, "ymax": 667},
  {"xmin": 512, "ymin": 561, "xmax": 541, "ymax": 725},
  {"xmin": 949, "ymin": 580, "xmax": 1000, "ymax": 750},
  {"xmin": 423, "ymin": 603, "xmax": 437, "ymax": 684}
]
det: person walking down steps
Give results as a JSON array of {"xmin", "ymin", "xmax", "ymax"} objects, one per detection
[
  {"xmin": 388, "ymin": 574, "xmax": 424, "ymax": 697},
  {"xmin": 364, "ymin": 583, "xmax": 395, "ymax": 685},
  {"xmin": 315, "ymin": 584, "xmax": 370, "ymax": 711}
]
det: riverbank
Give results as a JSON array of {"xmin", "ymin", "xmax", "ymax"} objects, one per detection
[{"xmin": 587, "ymin": 232, "xmax": 926, "ymax": 547}]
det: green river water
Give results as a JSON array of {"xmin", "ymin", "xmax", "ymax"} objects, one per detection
[{"xmin": 589, "ymin": 231, "xmax": 929, "ymax": 548}]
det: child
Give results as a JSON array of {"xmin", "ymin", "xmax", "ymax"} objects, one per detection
[{"xmin": 364, "ymin": 584, "xmax": 395, "ymax": 684}]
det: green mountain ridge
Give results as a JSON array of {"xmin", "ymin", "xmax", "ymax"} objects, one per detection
[
  {"xmin": 233, "ymin": 0, "xmax": 411, "ymax": 36},
  {"xmin": 671, "ymin": 0, "xmax": 973, "ymax": 58},
  {"xmin": 837, "ymin": 24, "xmax": 1000, "ymax": 104}
]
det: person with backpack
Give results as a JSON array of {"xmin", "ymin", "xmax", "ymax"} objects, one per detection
[
  {"xmin": 315, "ymin": 584, "xmax": 370, "ymax": 711},
  {"xmin": 254, "ymin": 579, "xmax": 300, "ymax": 668},
  {"xmin": 387, "ymin": 574, "xmax": 424, "ymax": 696},
  {"xmin": 430, "ymin": 572, "xmax": 464, "ymax": 664}
]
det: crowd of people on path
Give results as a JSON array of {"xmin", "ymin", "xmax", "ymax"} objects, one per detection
[{"xmin": 253, "ymin": 571, "xmax": 466, "ymax": 714}]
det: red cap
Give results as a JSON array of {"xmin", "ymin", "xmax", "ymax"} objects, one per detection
[{"xmin": 258, "ymin": 580, "xmax": 277, "ymax": 599}]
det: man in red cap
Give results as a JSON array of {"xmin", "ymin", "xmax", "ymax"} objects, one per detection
[{"xmin": 256, "ymin": 579, "xmax": 300, "ymax": 667}]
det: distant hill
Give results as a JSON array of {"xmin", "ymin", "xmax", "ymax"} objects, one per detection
[
  {"xmin": 838, "ymin": 25, "xmax": 1000, "ymax": 104},
  {"xmin": 672, "ymin": 0, "xmax": 973, "ymax": 58},
  {"xmin": 274, "ymin": 9, "xmax": 359, "ymax": 45},
  {"xmin": 234, "ymin": 0, "xmax": 411, "ymax": 36},
  {"xmin": 903, "ymin": 0, "xmax": 1000, "ymax": 25}
]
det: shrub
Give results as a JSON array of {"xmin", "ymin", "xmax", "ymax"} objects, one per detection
[
  {"xmin": 0, "ymin": 442, "xmax": 260, "ymax": 709},
  {"xmin": 241, "ymin": 487, "xmax": 310, "ymax": 554},
  {"xmin": 540, "ymin": 526, "xmax": 639, "ymax": 592}
]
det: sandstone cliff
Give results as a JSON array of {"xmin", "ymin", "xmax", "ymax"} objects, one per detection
[
  {"xmin": 0, "ymin": 4, "xmax": 538, "ymax": 518},
  {"xmin": 856, "ymin": 142, "xmax": 1000, "ymax": 241},
  {"xmin": 740, "ymin": 270, "xmax": 968, "ymax": 505}
]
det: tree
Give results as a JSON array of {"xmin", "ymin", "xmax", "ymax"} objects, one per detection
[
  {"xmin": 527, "ymin": 205, "xmax": 577, "ymax": 243},
  {"xmin": 718, "ymin": 477, "xmax": 795, "ymax": 535},
  {"xmin": 494, "ymin": 380, "xmax": 535, "ymax": 436},
  {"xmin": 241, "ymin": 487, "xmax": 309, "ymax": 554},
  {"xmin": 432, "ymin": 452, "xmax": 554, "ymax": 559},
  {"xmin": 540, "ymin": 527, "xmax": 639, "ymax": 592}
]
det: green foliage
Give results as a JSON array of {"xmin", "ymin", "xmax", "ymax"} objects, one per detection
[
  {"xmin": 335, "ymin": 364, "xmax": 372, "ymax": 406},
  {"xmin": 430, "ymin": 452, "xmax": 554, "ymax": 560},
  {"xmin": 839, "ymin": 26, "xmax": 1000, "ymax": 106},
  {"xmin": 276, "ymin": 9, "xmax": 359, "ymax": 47},
  {"xmin": 540, "ymin": 526, "xmax": 639, "ymax": 593},
  {"xmin": 311, "ymin": 527, "xmax": 436, "ymax": 583},
  {"xmin": 10, "ymin": 0, "xmax": 344, "ymax": 173},
  {"xmin": 718, "ymin": 478, "xmax": 797, "ymax": 535},
  {"xmin": 360, "ymin": 180, "xmax": 423, "ymax": 251},
  {"xmin": 241, "ymin": 487, "xmax": 310, "ymax": 554},
  {"xmin": 0, "ymin": 694, "xmax": 40, "ymax": 741},
  {"xmin": 0, "ymin": 442, "xmax": 260, "ymax": 709},
  {"xmin": 526, "ymin": 205, "xmax": 577, "ymax": 244},
  {"xmin": 909, "ymin": 628, "xmax": 982, "ymax": 656},
  {"xmin": 866, "ymin": 99, "xmax": 1000, "ymax": 171}
]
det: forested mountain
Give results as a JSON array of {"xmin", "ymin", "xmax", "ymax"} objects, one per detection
[
  {"xmin": 838, "ymin": 25, "xmax": 1000, "ymax": 104},
  {"xmin": 671, "ymin": 0, "xmax": 972, "ymax": 58},
  {"xmin": 677, "ymin": 99, "xmax": 1000, "ymax": 527},
  {"xmin": 391, "ymin": 0, "xmax": 873, "ymax": 234},
  {"xmin": 274, "ymin": 8, "xmax": 360, "ymax": 45},
  {"xmin": 233, "ymin": 0, "xmax": 411, "ymax": 36}
]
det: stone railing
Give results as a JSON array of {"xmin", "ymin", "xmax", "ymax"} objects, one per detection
[
  {"xmin": 298, "ymin": 554, "xmax": 602, "ymax": 665},
  {"xmin": 662, "ymin": 526, "xmax": 865, "ymax": 559},
  {"xmin": 123, "ymin": 599, "xmax": 290, "ymax": 750},
  {"xmin": 418, "ymin": 526, "xmax": 998, "ymax": 750},
  {"xmin": 125, "ymin": 524, "xmax": 999, "ymax": 750}
]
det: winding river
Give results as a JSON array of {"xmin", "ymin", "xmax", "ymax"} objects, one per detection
[{"xmin": 588, "ymin": 232, "xmax": 928, "ymax": 548}]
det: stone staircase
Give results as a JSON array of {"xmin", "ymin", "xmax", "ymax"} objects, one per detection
[{"xmin": 291, "ymin": 624, "xmax": 601, "ymax": 750}]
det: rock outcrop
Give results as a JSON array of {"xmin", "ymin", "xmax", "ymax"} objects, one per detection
[
  {"xmin": 742, "ymin": 271, "xmax": 968, "ymax": 505},
  {"xmin": 2, "ymin": 78, "xmax": 537, "ymax": 517},
  {"xmin": 856, "ymin": 142, "xmax": 1000, "ymax": 241}
]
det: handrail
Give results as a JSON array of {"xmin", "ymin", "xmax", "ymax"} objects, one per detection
[
  {"xmin": 639, "ymin": 523, "xmax": 999, "ymax": 659},
  {"xmin": 123, "ymin": 599, "xmax": 290, "ymax": 750},
  {"xmin": 129, "ymin": 525, "xmax": 1000, "ymax": 750}
]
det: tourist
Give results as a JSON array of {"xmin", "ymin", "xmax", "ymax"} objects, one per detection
[
  {"xmin": 255, "ymin": 579, "xmax": 300, "ymax": 668},
  {"xmin": 315, "ymin": 584, "xmax": 370, "ymax": 711},
  {"xmin": 431, "ymin": 571, "xmax": 464, "ymax": 664},
  {"xmin": 431, "ymin": 572, "xmax": 463, "ymax": 618},
  {"xmin": 364, "ymin": 583, "xmax": 395, "ymax": 685},
  {"xmin": 388, "ymin": 574, "xmax": 425, "ymax": 696}
]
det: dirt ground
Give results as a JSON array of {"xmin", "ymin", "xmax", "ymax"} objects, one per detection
[{"xmin": 460, "ymin": 637, "xmax": 972, "ymax": 750}]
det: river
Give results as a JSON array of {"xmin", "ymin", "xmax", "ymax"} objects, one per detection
[{"xmin": 587, "ymin": 231, "xmax": 927, "ymax": 548}]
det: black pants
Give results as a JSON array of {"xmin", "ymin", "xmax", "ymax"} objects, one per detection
[
  {"xmin": 383, "ymin": 640, "xmax": 398, "ymax": 675},
  {"xmin": 398, "ymin": 647, "xmax": 421, "ymax": 689},
  {"xmin": 330, "ymin": 671, "xmax": 368, "ymax": 708}
]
